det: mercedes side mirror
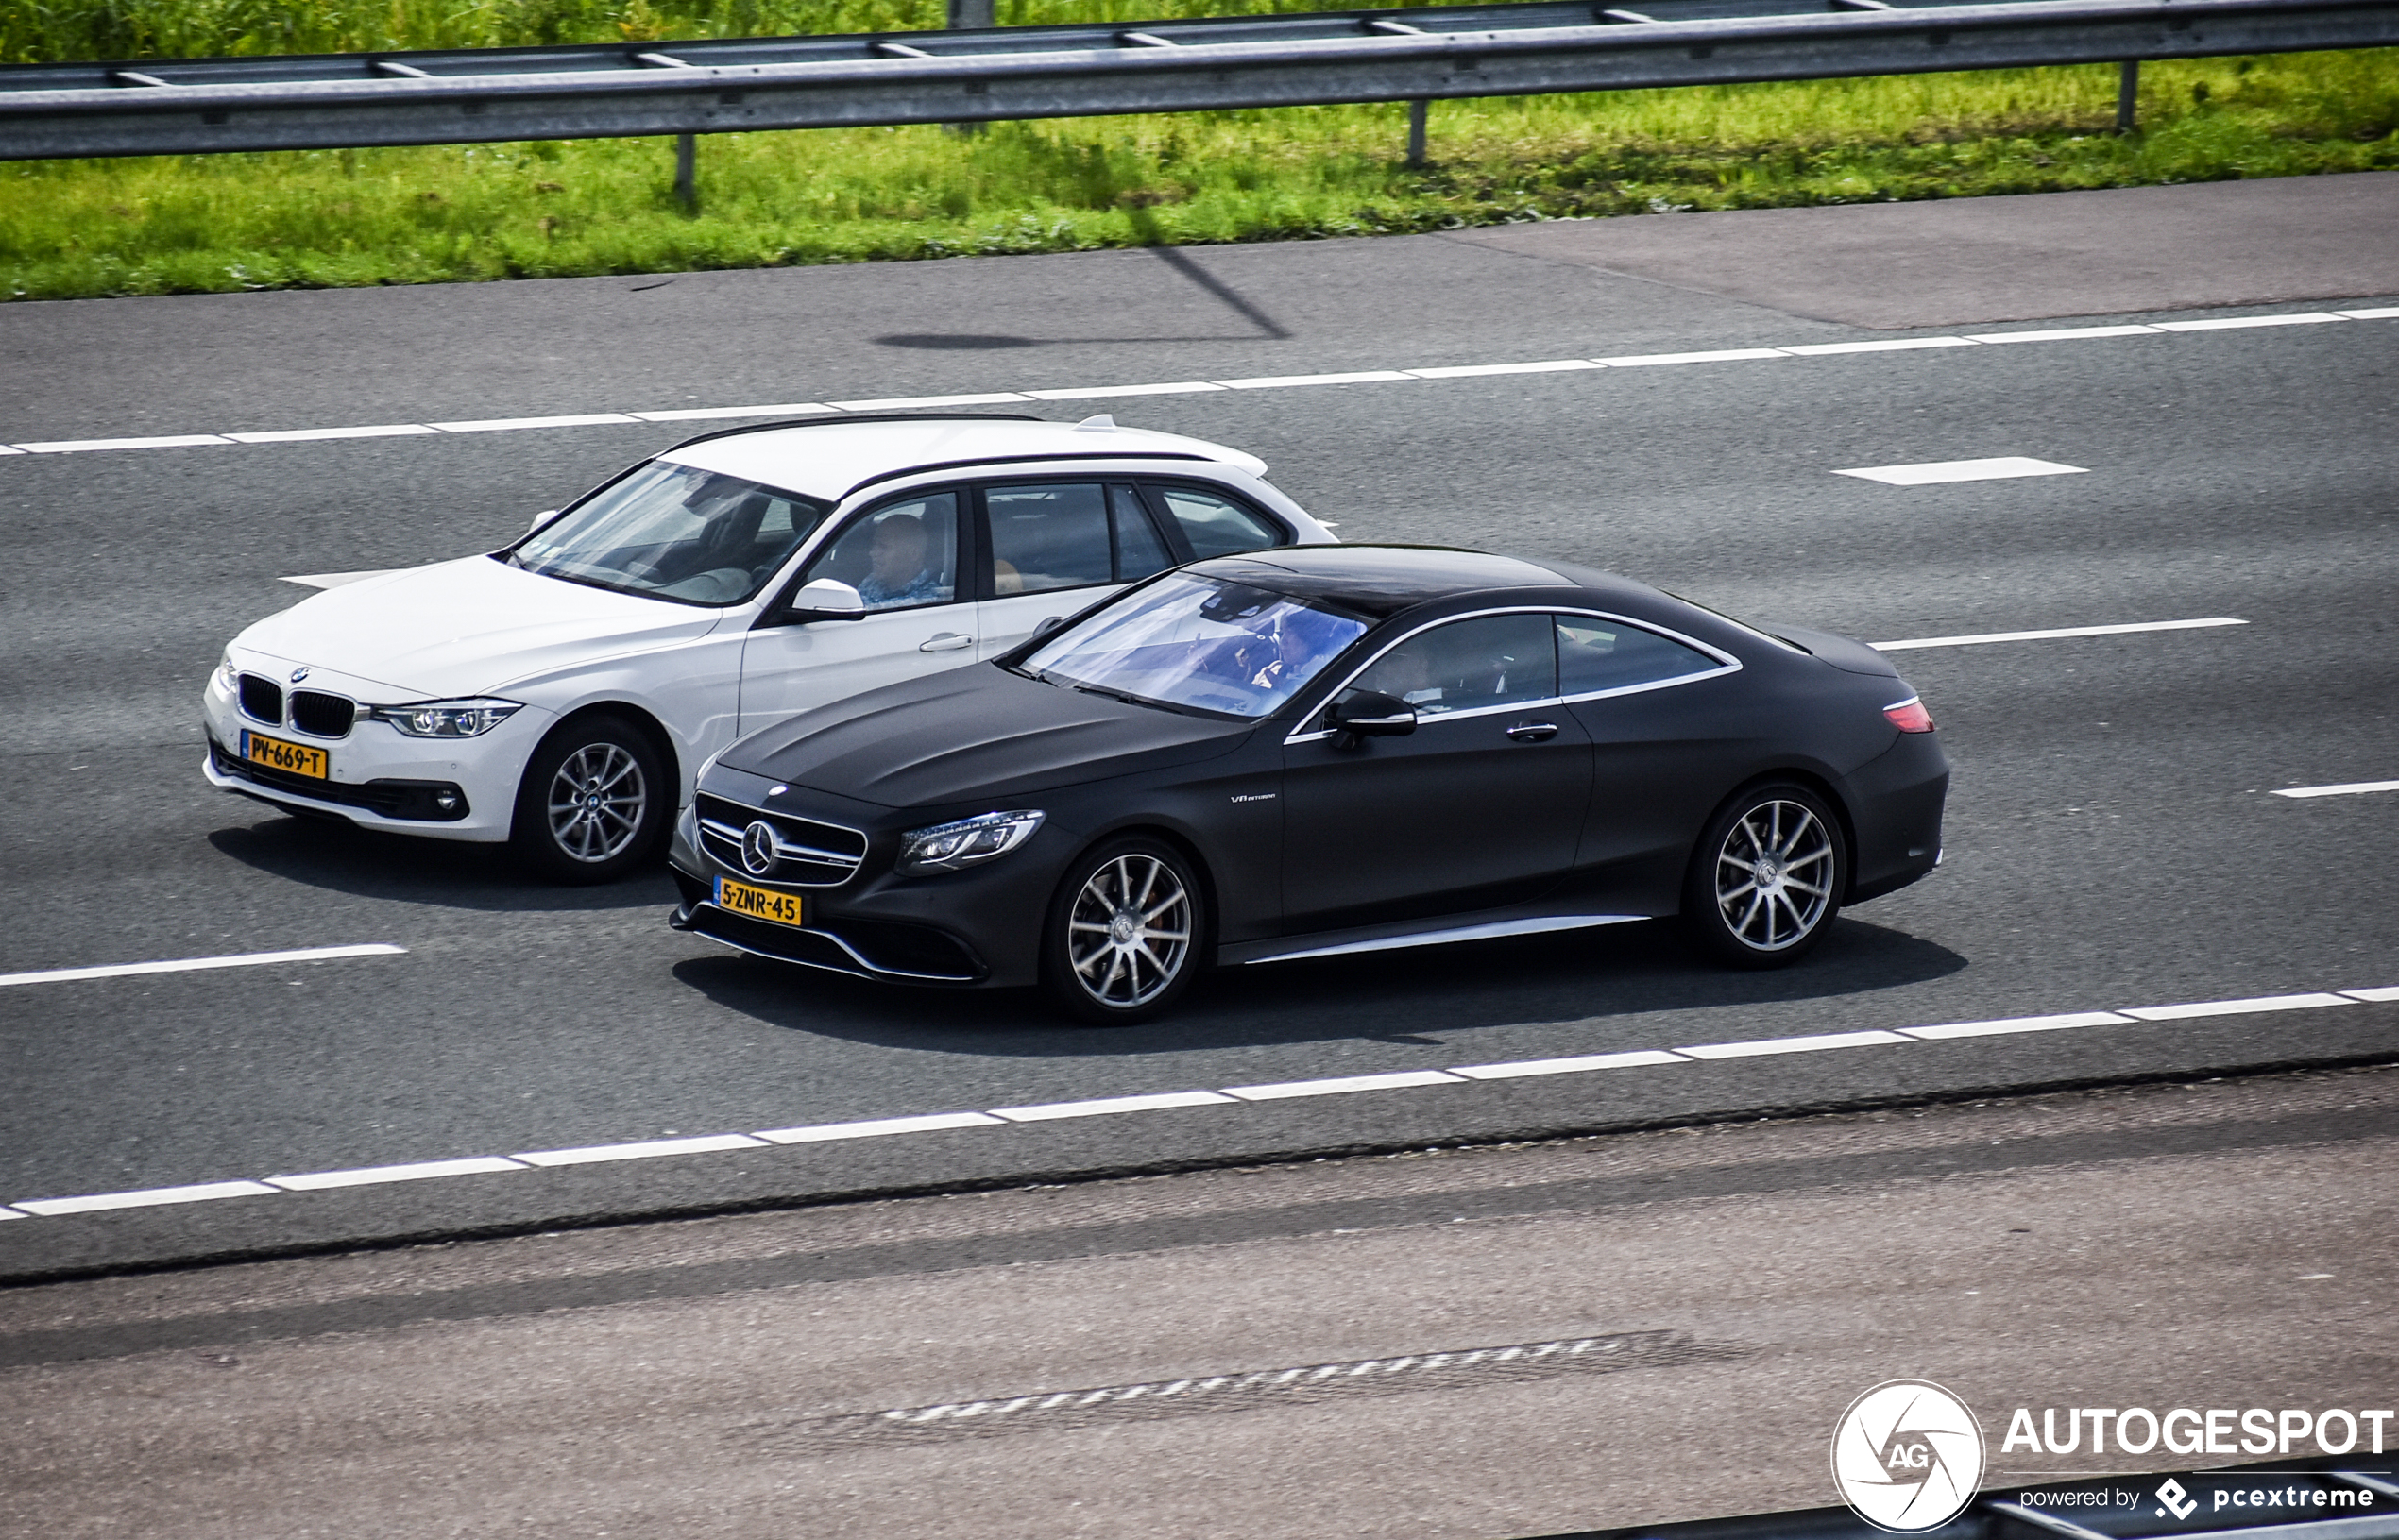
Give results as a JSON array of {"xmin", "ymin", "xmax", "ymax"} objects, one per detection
[
  {"xmin": 1030, "ymin": 615, "xmax": 1068, "ymax": 638},
  {"xmin": 777, "ymin": 577, "xmax": 867, "ymax": 623},
  {"xmin": 1328, "ymin": 690, "xmax": 1415, "ymax": 741}
]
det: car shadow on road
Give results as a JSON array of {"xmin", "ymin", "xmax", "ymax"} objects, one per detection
[
  {"xmin": 670, "ymin": 915, "xmax": 1968, "ymax": 1058},
  {"xmin": 205, "ymin": 818, "xmax": 677, "ymax": 913}
]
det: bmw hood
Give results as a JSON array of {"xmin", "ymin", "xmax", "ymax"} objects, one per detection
[
  {"xmin": 723, "ymin": 668, "xmax": 1252, "ymax": 807},
  {"xmin": 235, "ymin": 555, "xmax": 724, "ymax": 698}
]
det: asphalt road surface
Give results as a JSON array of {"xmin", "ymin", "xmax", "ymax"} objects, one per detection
[
  {"xmin": 2, "ymin": 173, "xmax": 2394, "ymax": 1281},
  {"xmin": 4, "ymin": 1065, "xmax": 2390, "ymax": 1540}
]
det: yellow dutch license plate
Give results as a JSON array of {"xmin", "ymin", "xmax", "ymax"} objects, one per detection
[
  {"xmin": 716, "ymin": 876, "xmax": 803, "ymax": 928},
  {"xmin": 243, "ymin": 729, "xmax": 328, "ymax": 780}
]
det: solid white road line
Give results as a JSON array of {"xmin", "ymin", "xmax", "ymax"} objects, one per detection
[
  {"xmin": 0, "ymin": 943, "xmax": 406, "ymax": 989},
  {"xmin": 1448, "ymin": 1049, "xmax": 1687, "ymax": 1079},
  {"xmin": 15, "ymin": 1181, "xmax": 281, "ymax": 1217},
  {"xmin": 1405, "ymin": 360, "xmax": 1601, "ymax": 379},
  {"xmin": 2153, "ymin": 313, "xmax": 2346, "ymax": 331},
  {"xmin": 1783, "ymin": 337, "xmax": 1978, "ymax": 355},
  {"xmin": 265, "ymin": 1157, "xmax": 529, "ymax": 1192},
  {"xmin": 2118, "ymin": 992, "xmax": 2357, "ymax": 1022},
  {"xmin": 1835, "ymin": 456, "xmax": 2087, "ymax": 486},
  {"xmin": 1217, "ymin": 370, "xmax": 1417, "ymax": 389},
  {"xmin": 1593, "ymin": 347, "xmax": 1789, "ymax": 366},
  {"xmin": 755, "ymin": 1111, "xmax": 1007, "ymax": 1143},
  {"xmin": 1963, "ymin": 325, "xmax": 2162, "ymax": 344},
  {"xmin": 1221, "ymin": 1070, "xmax": 1465, "ymax": 1101},
  {"xmin": 281, "ymin": 570, "xmax": 395, "ymax": 589},
  {"xmin": 9, "ymin": 981, "xmax": 2390, "ymax": 1219},
  {"xmin": 989, "ymin": 1090, "xmax": 1236, "ymax": 1122},
  {"xmin": 429, "ymin": 413, "xmax": 639, "ymax": 432},
  {"xmin": 1897, "ymin": 1010, "xmax": 2131, "ymax": 1041},
  {"xmin": 514, "ymin": 1133, "xmax": 770, "ymax": 1166},
  {"xmin": 1871, "ymin": 617, "xmax": 2247, "ymax": 652},
  {"xmin": 226, "ymin": 424, "xmax": 440, "ymax": 444},
  {"xmin": 9, "ymin": 303, "xmax": 2390, "ymax": 456},
  {"xmin": 2271, "ymin": 780, "xmax": 2399, "ymax": 799},
  {"xmin": 1675, "ymin": 1029, "xmax": 1912, "ymax": 1059}
]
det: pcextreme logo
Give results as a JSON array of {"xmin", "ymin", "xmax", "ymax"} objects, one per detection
[{"xmin": 1831, "ymin": 1380, "xmax": 1987, "ymax": 1532}]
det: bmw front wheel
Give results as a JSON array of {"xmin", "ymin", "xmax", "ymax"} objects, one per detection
[
  {"xmin": 1042, "ymin": 838, "xmax": 1205, "ymax": 1024},
  {"xmin": 511, "ymin": 715, "xmax": 668, "ymax": 884},
  {"xmin": 1684, "ymin": 784, "xmax": 1846, "ymax": 967}
]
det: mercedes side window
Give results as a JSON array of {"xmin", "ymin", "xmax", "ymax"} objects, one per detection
[
  {"xmin": 1340, "ymin": 613, "xmax": 1558, "ymax": 720},
  {"xmin": 795, "ymin": 492, "xmax": 961, "ymax": 611},
  {"xmin": 1150, "ymin": 483, "xmax": 1284, "ymax": 560},
  {"xmin": 986, "ymin": 482, "xmax": 1118, "ymax": 595},
  {"xmin": 1556, "ymin": 617, "xmax": 1723, "ymax": 696}
]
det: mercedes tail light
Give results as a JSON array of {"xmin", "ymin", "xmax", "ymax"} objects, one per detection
[{"xmin": 1883, "ymin": 696, "xmax": 1934, "ymax": 734}]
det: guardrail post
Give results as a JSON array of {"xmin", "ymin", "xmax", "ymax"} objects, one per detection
[
  {"xmin": 1406, "ymin": 98, "xmax": 1430, "ymax": 165},
  {"xmin": 673, "ymin": 131, "xmax": 697, "ymax": 211},
  {"xmin": 2116, "ymin": 59, "xmax": 2139, "ymax": 131}
]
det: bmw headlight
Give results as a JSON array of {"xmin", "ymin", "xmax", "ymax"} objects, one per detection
[
  {"xmin": 214, "ymin": 651, "xmax": 238, "ymax": 691},
  {"xmin": 367, "ymin": 698, "xmax": 524, "ymax": 738},
  {"xmin": 896, "ymin": 810, "xmax": 1046, "ymax": 876}
]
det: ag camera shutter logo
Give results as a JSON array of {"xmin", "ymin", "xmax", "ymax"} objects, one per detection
[{"xmin": 1832, "ymin": 1379, "xmax": 1986, "ymax": 1532}]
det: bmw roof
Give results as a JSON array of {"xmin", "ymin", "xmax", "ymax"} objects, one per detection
[{"xmin": 657, "ymin": 414, "xmax": 1271, "ymax": 502}]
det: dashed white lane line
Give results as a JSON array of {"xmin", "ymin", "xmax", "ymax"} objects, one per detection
[
  {"xmin": 0, "ymin": 943, "xmax": 405, "ymax": 989},
  {"xmin": 7, "ymin": 304, "xmax": 2390, "ymax": 455},
  {"xmin": 2272, "ymin": 779, "xmax": 2399, "ymax": 800},
  {"xmin": 1870, "ymin": 617, "xmax": 2247, "ymax": 652},
  {"xmin": 1835, "ymin": 455, "xmax": 2087, "ymax": 486},
  {"xmin": 10, "ymin": 981, "xmax": 2391, "ymax": 1222}
]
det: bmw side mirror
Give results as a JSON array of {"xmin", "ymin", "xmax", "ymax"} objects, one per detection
[
  {"xmin": 1328, "ymin": 689, "xmax": 1415, "ymax": 741},
  {"xmin": 776, "ymin": 578, "xmax": 867, "ymax": 623},
  {"xmin": 528, "ymin": 508, "xmax": 563, "ymax": 533}
]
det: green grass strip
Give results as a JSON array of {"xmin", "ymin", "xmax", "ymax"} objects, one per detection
[{"xmin": 4, "ymin": 49, "xmax": 2394, "ymax": 302}]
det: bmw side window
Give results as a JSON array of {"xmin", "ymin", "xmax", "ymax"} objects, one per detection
[
  {"xmin": 1149, "ymin": 484, "xmax": 1284, "ymax": 560},
  {"xmin": 796, "ymin": 492, "xmax": 961, "ymax": 611},
  {"xmin": 1341, "ymin": 613, "xmax": 1558, "ymax": 720},
  {"xmin": 1556, "ymin": 617, "xmax": 1722, "ymax": 695},
  {"xmin": 1111, "ymin": 485, "xmax": 1176, "ymax": 581},
  {"xmin": 986, "ymin": 482, "xmax": 1117, "ymax": 594}
]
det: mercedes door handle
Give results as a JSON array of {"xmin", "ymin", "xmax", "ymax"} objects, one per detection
[
  {"xmin": 919, "ymin": 633, "xmax": 974, "ymax": 653},
  {"xmin": 1506, "ymin": 721, "xmax": 1560, "ymax": 742}
]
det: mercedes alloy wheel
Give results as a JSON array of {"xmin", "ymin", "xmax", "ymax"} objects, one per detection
[
  {"xmin": 1685, "ymin": 784, "xmax": 1846, "ymax": 966},
  {"xmin": 1043, "ymin": 838, "xmax": 1204, "ymax": 1024}
]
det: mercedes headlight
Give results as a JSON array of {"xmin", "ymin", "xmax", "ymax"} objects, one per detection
[
  {"xmin": 896, "ymin": 810, "xmax": 1046, "ymax": 876},
  {"xmin": 368, "ymin": 698, "xmax": 524, "ymax": 738}
]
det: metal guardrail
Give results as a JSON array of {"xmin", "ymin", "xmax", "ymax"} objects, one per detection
[{"xmin": 0, "ymin": 0, "xmax": 2393, "ymax": 160}]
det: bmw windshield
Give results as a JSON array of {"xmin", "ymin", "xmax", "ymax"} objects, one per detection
[
  {"xmin": 509, "ymin": 461, "xmax": 834, "ymax": 607},
  {"xmin": 1018, "ymin": 573, "xmax": 1368, "ymax": 718}
]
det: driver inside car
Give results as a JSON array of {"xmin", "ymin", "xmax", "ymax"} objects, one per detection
[{"xmin": 857, "ymin": 514, "xmax": 944, "ymax": 609}]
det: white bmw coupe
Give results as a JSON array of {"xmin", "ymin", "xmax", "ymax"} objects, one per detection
[{"xmin": 203, "ymin": 413, "xmax": 1336, "ymax": 881}]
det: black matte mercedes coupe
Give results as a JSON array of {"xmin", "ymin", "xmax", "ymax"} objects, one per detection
[{"xmin": 669, "ymin": 545, "xmax": 1948, "ymax": 1023}]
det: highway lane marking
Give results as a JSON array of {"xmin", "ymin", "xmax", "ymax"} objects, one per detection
[
  {"xmin": 1870, "ymin": 617, "xmax": 2247, "ymax": 651},
  {"xmin": 0, "ymin": 943, "xmax": 406, "ymax": 989},
  {"xmin": 1835, "ymin": 456, "xmax": 2088, "ymax": 486},
  {"xmin": 2271, "ymin": 779, "xmax": 2399, "ymax": 799},
  {"xmin": 7, "ymin": 980, "xmax": 2391, "ymax": 1223},
  {"xmin": 7, "ymin": 303, "xmax": 2391, "ymax": 456},
  {"xmin": 281, "ymin": 570, "xmax": 392, "ymax": 589}
]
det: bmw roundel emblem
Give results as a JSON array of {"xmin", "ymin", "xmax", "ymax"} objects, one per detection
[
  {"xmin": 289, "ymin": 666, "xmax": 311, "ymax": 684},
  {"xmin": 740, "ymin": 821, "xmax": 778, "ymax": 876}
]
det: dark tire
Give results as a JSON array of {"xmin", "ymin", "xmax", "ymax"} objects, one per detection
[
  {"xmin": 510, "ymin": 714, "xmax": 669, "ymax": 885},
  {"xmin": 1683, "ymin": 783, "xmax": 1846, "ymax": 968},
  {"xmin": 1041, "ymin": 838, "xmax": 1206, "ymax": 1024}
]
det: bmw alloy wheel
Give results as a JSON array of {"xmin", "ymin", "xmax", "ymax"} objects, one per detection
[{"xmin": 548, "ymin": 743, "xmax": 648, "ymax": 864}]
